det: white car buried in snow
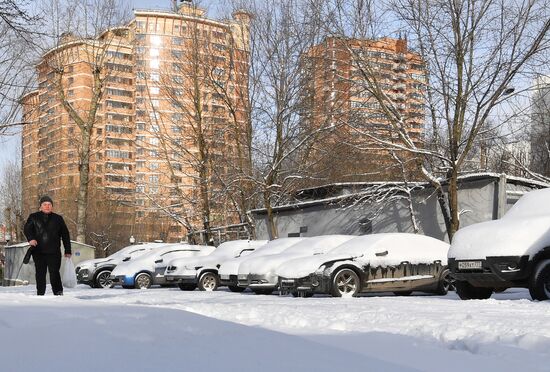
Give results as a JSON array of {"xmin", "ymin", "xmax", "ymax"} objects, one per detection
[
  {"xmin": 218, "ymin": 237, "xmax": 306, "ymax": 292},
  {"xmin": 239, "ymin": 235, "xmax": 355, "ymax": 295},
  {"xmin": 277, "ymin": 233, "xmax": 452, "ymax": 297},
  {"xmin": 164, "ymin": 240, "xmax": 268, "ymax": 291},
  {"xmin": 76, "ymin": 242, "xmax": 169, "ymax": 288},
  {"xmin": 448, "ymin": 187, "xmax": 550, "ymax": 301},
  {"xmin": 110, "ymin": 244, "xmax": 215, "ymax": 289}
]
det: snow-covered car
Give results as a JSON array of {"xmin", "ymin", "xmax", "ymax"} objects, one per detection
[
  {"xmin": 76, "ymin": 242, "xmax": 169, "ymax": 288},
  {"xmin": 110, "ymin": 244, "xmax": 215, "ymax": 289},
  {"xmin": 164, "ymin": 240, "xmax": 268, "ymax": 291},
  {"xmin": 448, "ymin": 187, "xmax": 550, "ymax": 301},
  {"xmin": 218, "ymin": 237, "xmax": 306, "ymax": 292},
  {"xmin": 277, "ymin": 233, "xmax": 451, "ymax": 297},
  {"xmin": 239, "ymin": 235, "xmax": 355, "ymax": 295}
]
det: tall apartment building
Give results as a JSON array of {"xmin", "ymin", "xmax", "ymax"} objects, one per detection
[
  {"xmin": 21, "ymin": 3, "xmax": 251, "ymax": 250},
  {"xmin": 300, "ymin": 36, "xmax": 426, "ymax": 184}
]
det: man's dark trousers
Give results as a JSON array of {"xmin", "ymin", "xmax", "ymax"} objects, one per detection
[{"xmin": 33, "ymin": 253, "xmax": 63, "ymax": 295}]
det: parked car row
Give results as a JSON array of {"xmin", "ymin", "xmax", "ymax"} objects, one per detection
[
  {"xmin": 76, "ymin": 233, "xmax": 453, "ymax": 298},
  {"xmin": 75, "ymin": 188, "xmax": 550, "ymax": 301}
]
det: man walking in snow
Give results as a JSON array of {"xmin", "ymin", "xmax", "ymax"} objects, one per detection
[{"xmin": 24, "ymin": 196, "xmax": 72, "ymax": 295}]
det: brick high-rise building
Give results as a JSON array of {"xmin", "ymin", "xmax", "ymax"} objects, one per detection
[
  {"xmin": 21, "ymin": 3, "xmax": 251, "ymax": 250},
  {"xmin": 300, "ymin": 36, "xmax": 426, "ymax": 184}
]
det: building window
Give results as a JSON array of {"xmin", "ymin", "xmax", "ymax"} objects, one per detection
[
  {"xmin": 171, "ymin": 50, "xmax": 183, "ymax": 59},
  {"xmin": 150, "ymin": 86, "xmax": 160, "ymax": 95}
]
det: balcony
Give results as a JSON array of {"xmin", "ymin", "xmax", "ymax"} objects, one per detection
[{"xmin": 393, "ymin": 63, "xmax": 407, "ymax": 72}]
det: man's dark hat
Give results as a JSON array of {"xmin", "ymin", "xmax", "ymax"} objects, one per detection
[{"xmin": 39, "ymin": 195, "xmax": 53, "ymax": 205}]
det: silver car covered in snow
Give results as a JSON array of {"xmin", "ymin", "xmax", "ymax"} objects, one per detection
[{"xmin": 277, "ymin": 234, "xmax": 451, "ymax": 297}]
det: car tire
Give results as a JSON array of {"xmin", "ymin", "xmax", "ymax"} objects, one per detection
[
  {"xmin": 529, "ymin": 259, "xmax": 550, "ymax": 301},
  {"xmin": 94, "ymin": 270, "xmax": 114, "ymax": 289},
  {"xmin": 393, "ymin": 291, "xmax": 412, "ymax": 296},
  {"xmin": 252, "ymin": 288, "xmax": 274, "ymax": 295},
  {"xmin": 198, "ymin": 272, "xmax": 219, "ymax": 291},
  {"xmin": 435, "ymin": 270, "xmax": 455, "ymax": 295},
  {"xmin": 135, "ymin": 273, "xmax": 152, "ymax": 289},
  {"xmin": 331, "ymin": 268, "xmax": 361, "ymax": 297},
  {"xmin": 228, "ymin": 285, "xmax": 246, "ymax": 292},
  {"xmin": 178, "ymin": 283, "xmax": 197, "ymax": 291},
  {"xmin": 455, "ymin": 280, "xmax": 493, "ymax": 300}
]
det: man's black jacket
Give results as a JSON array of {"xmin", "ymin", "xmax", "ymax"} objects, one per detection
[{"xmin": 24, "ymin": 212, "xmax": 72, "ymax": 255}]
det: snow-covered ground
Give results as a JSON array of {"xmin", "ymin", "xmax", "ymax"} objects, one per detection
[{"xmin": 0, "ymin": 285, "xmax": 549, "ymax": 372}]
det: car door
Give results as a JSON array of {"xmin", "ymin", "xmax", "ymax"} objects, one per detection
[{"xmin": 360, "ymin": 244, "xmax": 410, "ymax": 291}]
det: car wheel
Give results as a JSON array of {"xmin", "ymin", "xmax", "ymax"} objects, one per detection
[
  {"xmin": 228, "ymin": 285, "xmax": 246, "ymax": 292},
  {"xmin": 178, "ymin": 283, "xmax": 197, "ymax": 291},
  {"xmin": 393, "ymin": 291, "xmax": 412, "ymax": 296},
  {"xmin": 252, "ymin": 288, "xmax": 274, "ymax": 295},
  {"xmin": 135, "ymin": 273, "xmax": 152, "ymax": 289},
  {"xmin": 529, "ymin": 259, "xmax": 550, "ymax": 301},
  {"xmin": 435, "ymin": 270, "xmax": 455, "ymax": 295},
  {"xmin": 198, "ymin": 272, "xmax": 219, "ymax": 291},
  {"xmin": 94, "ymin": 270, "xmax": 114, "ymax": 289},
  {"xmin": 331, "ymin": 268, "xmax": 361, "ymax": 297},
  {"xmin": 455, "ymin": 280, "xmax": 493, "ymax": 300}
]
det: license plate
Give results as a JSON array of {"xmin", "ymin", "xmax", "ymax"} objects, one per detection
[{"xmin": 458, "ymin": 261, "xmax": 482, "ymax": 270}]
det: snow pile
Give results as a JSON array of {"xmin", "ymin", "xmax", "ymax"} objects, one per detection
[
  {"xmin": 0, "ymin": 286, "xmax": 549, "ymax": 372},
  {"xmin": 0, "ymin": 290, "xmax": 405, "ymax": 372},
  {"xmin": 449, "ymin": 188, "xmax": 550, "ymax": 259}
]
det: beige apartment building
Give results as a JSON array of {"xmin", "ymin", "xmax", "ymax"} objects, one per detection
[
  {"xmin": 300, "ymin": 36, "xmax": 426, "ymax": 184},
  {"xmin": 21, "ymin": 3, "xmax": 251, "ymax": 250}
]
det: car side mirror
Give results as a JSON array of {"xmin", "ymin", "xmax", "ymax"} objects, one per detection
[{"xmin": 155, "ymin": 259, "xmax": 163, "ymax": 264}]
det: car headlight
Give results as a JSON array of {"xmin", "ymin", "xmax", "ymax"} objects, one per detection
[{"xmin": 79, "ymin": 269, "xmax": 89, "ymax": 278}]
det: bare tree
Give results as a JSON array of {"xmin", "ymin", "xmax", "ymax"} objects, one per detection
[
  {"xmin": 242, "ymin": 0, "xmax": 338, "ymax": 239},
  {"xmin": 321, "ymin": 0, "xmax": 550, "ymax": 240},
  {"xmin": 0, "ymin": 155, "xmax": 23, "ymax": 242},
  {"xmin": 0, "ymin": 1, "xmax": 40, "ymax": 134},
  {"xmin": 38, "ymin": 0, "xmax": 130, "ymax": 243}
]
